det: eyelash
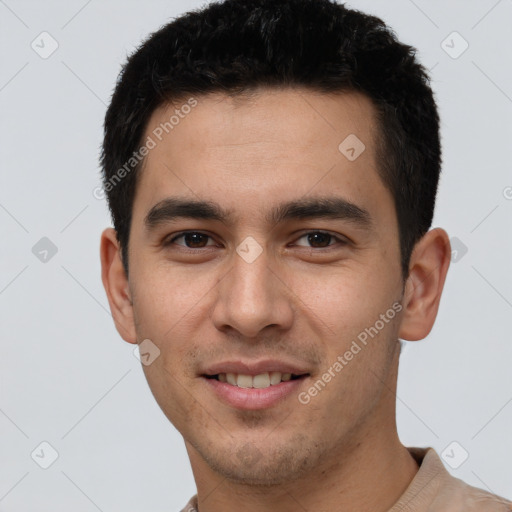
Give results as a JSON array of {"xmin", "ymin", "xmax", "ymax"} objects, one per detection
[{"xmin": 164, "ymin": 230, "xmax": 348, "ymax": 252}]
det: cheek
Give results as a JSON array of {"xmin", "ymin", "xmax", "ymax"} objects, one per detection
[
  {"xmin": 132, "ymin": 263, "xmax": 212, "ymax": 330},
  {"xmin": 289, "ymin": 265, "xmax": 394, "ymax": 337},
  {"xmin": 287, "ymin": 265, "xmax": 401, "ymax": 411},
  {"xmin": 133, "ymin": 268, "xmax": 214, "ymax": 429},
  {"xmin": 131, "ymin": 264, "xmax": 223, "ymax": 374}
]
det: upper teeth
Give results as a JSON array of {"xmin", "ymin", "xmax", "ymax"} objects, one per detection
[{"xmin": 218, "ymin": 372, "xmax": 292, "ymax": 388}]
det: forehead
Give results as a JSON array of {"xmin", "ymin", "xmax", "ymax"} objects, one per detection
[
  {"xmin": 132, "ymin": 87, "xmax": 393, "ymax": 230},
  {"xmin": 152, "ymin": 88, "xmax": 377, "ymax": 159}
]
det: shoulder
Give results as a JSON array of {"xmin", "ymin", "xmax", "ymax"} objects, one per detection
[
  {"xmin": 391, "ymin": 447, "xmax": 512, "ymax": 512},
  {"xmin": 179, "ymin": 494, "xmax": 198, "ymax": 512},
  {"xmin": 433, "ymin": 475, "xmax": 512, "ymax": 511}
]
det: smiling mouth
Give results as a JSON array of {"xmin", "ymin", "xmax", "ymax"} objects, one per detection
[{"xmin": 203, "ymin": 372, "xmax": 309, "ymax": 389}]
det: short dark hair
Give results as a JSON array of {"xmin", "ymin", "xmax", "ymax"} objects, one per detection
[{"xmin": 101, "ymin": 0, "xmax": 441, "ymax": 280}]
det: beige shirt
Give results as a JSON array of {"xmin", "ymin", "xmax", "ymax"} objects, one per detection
[{"xmin": 180, "ymin": 446, "xmax": 512, "ymax": 511}]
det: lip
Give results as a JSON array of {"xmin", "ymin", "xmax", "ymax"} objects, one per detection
[
  {"xmin": 202, "ymin": 375, "xmax": 308, "ymax": 410},
  {"xmin": 202, "ymin": 359, "xmax": 310, "ymax": 377}
]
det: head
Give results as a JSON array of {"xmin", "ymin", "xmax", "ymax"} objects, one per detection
[{"xmin": 100, "ymin": 0, "xmax": 450, "ymax": 487}]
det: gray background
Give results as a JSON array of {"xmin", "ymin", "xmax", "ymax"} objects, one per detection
[{"xmin": 1, "ymin": 0, "xmax": 511, "ymax": 510}]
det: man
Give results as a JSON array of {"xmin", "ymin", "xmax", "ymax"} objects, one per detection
[{"xmin": 99, "ymin": 0, "xmax": 512, "ymax": 510}]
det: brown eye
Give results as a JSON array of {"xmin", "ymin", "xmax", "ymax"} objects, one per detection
[
  {"xmin": 294, "ymin": 231, "xmax": 346, "ymax": 249},
  {"xmin": 166, "ymin": 232, "xmax": 215, "ymax": 249}
]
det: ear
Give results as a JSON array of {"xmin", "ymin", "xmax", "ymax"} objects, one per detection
[
  {"xmin": 398, "ymin": 227, "xmax": 451, "ymax": 341},
  {"xmin": 100, "ymin": 227, "xmax": 137, "ymax": 344}
]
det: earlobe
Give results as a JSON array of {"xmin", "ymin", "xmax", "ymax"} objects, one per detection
[
  {"xmin": 100, "ymin": 227, "xmax": 137, "ymax": 344},
  {"xmin": 398, "ymin": 228, "xmax": 451, "ymax": 342}
]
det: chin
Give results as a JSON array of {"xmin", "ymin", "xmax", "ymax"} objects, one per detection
[{"xmin": 193, "ymin": 433, "xmax": 318, "ymax": 486}]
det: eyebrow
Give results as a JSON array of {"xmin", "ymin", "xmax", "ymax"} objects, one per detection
[{"xmin": 144, "ymin": 196, "xmax": 373, "ymax": 231}]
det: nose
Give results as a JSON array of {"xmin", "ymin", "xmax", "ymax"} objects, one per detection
[{"xmin": 211, "ymin": 242, "xmax": 295, "ymax": 339}]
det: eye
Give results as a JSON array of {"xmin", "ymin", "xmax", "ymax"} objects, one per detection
[
  {"xmin": 294, "ymin": 231, "xmax": 347, "ymax": 249},
  {"xmin": 165, "ymin": 231, "xmax": 217, "ymax": 249},
  {"xmin": 164, "ymin": 230, "xmax": 348, "ymax": 251}
]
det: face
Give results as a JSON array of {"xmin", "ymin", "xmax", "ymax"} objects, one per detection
[{"xmin": 116, "ymin": 88, "xmax": 409, "ymax": 484}]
